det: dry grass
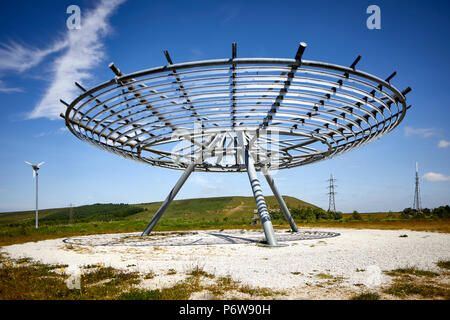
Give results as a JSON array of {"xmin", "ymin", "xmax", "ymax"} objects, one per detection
[
  {"xmin": 0, "ymin": 253, "xmax": 141, "ymax": 299},
  {"xmin": 381, "ymin": 265, "xmax": 450, "ymax": 300},
  {"xmin": 1, "ymin": 217, "xmax": 448, "ymax": 247},
  {"xmin": 350, "ymin": 292, "xmax": 381, "ymax": 300},
  {"xmin": 295, "ymin": 220, "xmax": 450, "ymax": 233}
]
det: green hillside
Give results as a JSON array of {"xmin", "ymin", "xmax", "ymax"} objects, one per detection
[
  {"xmin": 130, "ymin": 195, "xmax": 319, "ymax": 222},
  {"xmin": 0, "ymin": 196, "xmax": 319, "ymax": 226}
]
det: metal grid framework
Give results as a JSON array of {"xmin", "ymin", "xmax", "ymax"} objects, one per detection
[
  {"xmin": 61, "ymin": 43, "xmax": 412, "ymax": 173},
  {"xmin": 61, "ymin": 42, "xmax": 412, "ymax": 246}
]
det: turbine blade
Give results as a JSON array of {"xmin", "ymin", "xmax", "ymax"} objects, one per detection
[
  {"xmin": 33, "ymin": 170, "xmax": 36, "ymax": 178},
  {"xmin": 37, "ymin": 161, "xmax": 45, "ymax": 167},
  {"xmin": 25, "ymin": 161, "xmax": 32, "ymax": 166}
]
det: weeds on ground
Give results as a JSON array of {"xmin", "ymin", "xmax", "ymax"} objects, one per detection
[
  {"xmin": 119, "ymin": 266, "xmax": 284, "ymax": 300},
  {"xmin": 383, "ymin": 282, "xmax": 449, "ymax": 299},
  {"xmin": 143, "ymin": 271, "xmax": 156, "ymax": 279},
  {"xmin": 382, "ymin": 266, "xmax": 449, "ymax": 299},
  {"xmin": 0, "ymin": 255, "xmax": 140, "ymax": 299},
  {"xmin": 436, "ymin": 260, "xmax": 450, "ymax": 270},
  {"xmin": 167, "ymin": 268, "xmax": 177, "ymax": 275},
  {"xmin": 384, "ymin": 267, "xmax": 439, "ymax": 278},
  {"xmin": 350, "ymin": 292, "xmax": 381, "ymax": 300}
]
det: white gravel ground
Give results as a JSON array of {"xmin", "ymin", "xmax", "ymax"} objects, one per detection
[{"xmin": 2, "ymin": 228, "xmax": 449, "ymax": 297}]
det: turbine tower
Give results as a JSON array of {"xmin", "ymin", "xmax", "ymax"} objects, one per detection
[
  {"xmin": 413, "ymin": 162, "xmax": 422, "ymax": 212},
  {"xmin": 327, "ymin": 174, "xmax": 337, "ymax": 212},
  {"xmin": 25, "ymin": 161, "xmax": 45, "ymax": 228}
]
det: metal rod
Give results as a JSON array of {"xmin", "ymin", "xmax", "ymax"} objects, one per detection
[
  {"xmin": 295, "ymin": 42, "xmax": 307, "ymax": 61},
  {"xmin": 350, "ymin": 55, "xmax": 361, "ymax": 69},
  {"xmin": 141, "ymin": 162, "xmax": 196, "ymax": 236},
  {"xmin": 262, "ymin": 168, "xmax": 298, "ymax": 232}
]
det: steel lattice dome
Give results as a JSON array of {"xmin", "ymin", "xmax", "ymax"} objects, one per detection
[{"xmin": 62, "ymin": 43, "xmax": 411, "ymax": 172}]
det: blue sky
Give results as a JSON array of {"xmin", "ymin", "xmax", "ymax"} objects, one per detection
[{"xmin": 0, "ymin": 0, "xmax": 449, "ymax": 213}]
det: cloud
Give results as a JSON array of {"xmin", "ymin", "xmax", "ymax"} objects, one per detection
[
  {"xmin": 0, "ymin": 40, "xmax": 67, "ymax": 73},
  {"xmin": 190, "ymin": 49, "xmax": 204, "ymax": 60},
  {"xmin": 0, "ymin": 80, "xmax": 23, "ymax": 93},
  {"xmin": 34, "ymin": 127, "xmax": 69, "ymax": 138},
  {"xmin": 438, "ymin": 140, "xmax": 450, "ymax": 148},
  {"xmin": 220, "ymin": 4, "xmax": 240, "ymax": 23},
  {"xmin": 190, "ymin": 174, "xmax": 227, "ymax": 193},
  {"xmin": 422, "ymin": 172, "xmax": 450, "ymax": 182},
  {"xmin": 28, "ymin": 0, "xmax": 126, "ymax": 120},
  {"xmin": 403, "ymin": 126, "xmax": 439, "ymax": 138}
]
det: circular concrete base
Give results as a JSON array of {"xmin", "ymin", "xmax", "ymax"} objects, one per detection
[{"xmin": 63, "ymin": 229, "xmax": 340, "ymax": 247}]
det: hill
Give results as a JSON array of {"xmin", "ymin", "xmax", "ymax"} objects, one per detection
[
  {"xmin": 0, "ymin": 196, "xmax": 319, "ymax": 226},
  {"xmin": 131, "ymin": 195, "xmax": 320, "ymax": 222}
]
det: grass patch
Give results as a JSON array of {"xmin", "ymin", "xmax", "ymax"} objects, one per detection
[
  {"xmin": 238, "ymin": 285, "xmax": 284, "ymax": 297},
  {"xmin": 187, "ymin": 265, "xmax": 215, "ymax": 278},
  {"xmin": 383, "ymin": 282, "xmax": 449, "ymax": 299},
  {"xmin": 118, "ymin": 289, "xmax": 162, "ymax": 300},
  {"xmin": 144, "ymin": 271, "xmax": 156, "ymax": 279},
  {"xmin": 0, "ymin": 256, "xmax": 140, "ymax": 299},
  {"xmin": 436, "ymin": 260, "xmax": 450, "ymax": 270},
  {"xmin": 382, "ymin": 265, "xmax": 450, "ymax": 299},
  {"xmin": 350, "ymin": 292, "xmax": 381, "ymax": 300},
  {"xmin": 384, "ymin": 267, "xmax": 439, "ymax": 278},
  {"xmin": 167, "ymin": 268, "xmax": 177, "ymax": 275},
  {"xmin": 316, "ymin": 273, "xmax": 334, "ymax": 279}
]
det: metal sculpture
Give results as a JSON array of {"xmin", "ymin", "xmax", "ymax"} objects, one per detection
[{"xmin": 61, "ymin": 42, "xmax": 411, "ymax": 246}]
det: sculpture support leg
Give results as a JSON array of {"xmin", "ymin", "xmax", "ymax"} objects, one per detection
[
  {"xmin": 141, "ymin": 162, "xmax": 196, "ymax": 236},
  {"xmin": 262, "ymin": 169, "xmax": 298, "ymax": 232},
  {"xmin": 244, "ymin": 149, "xmax": 278, "ymax": 246}
]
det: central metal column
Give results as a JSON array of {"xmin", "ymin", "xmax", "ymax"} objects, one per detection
[
  {"xmin": 244, "ymin": 149, "xmax": 280, "ymax": 246},
  {"xmin": 237, "ymin": 132, "xmax": 281, "ymax": 246},
  {"xmin": 262, "ymin": 168, "xmax": 298, "ymax": 232},
  {"xmin": 141, "ymin": 162, "xmax": 196, "ymax": 236}
]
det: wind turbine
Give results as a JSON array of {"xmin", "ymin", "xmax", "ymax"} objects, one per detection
[{"xmin": 25, "ymin": 161, "xmax": 45, "ymax": 228}]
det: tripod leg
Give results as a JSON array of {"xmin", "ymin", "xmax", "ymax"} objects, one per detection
[
  {"xmin": 141, "ymin": 162, "xmax": 196, "ymax": 236},
  {"xmin": 262, "ymin": 168, "xmax": 298, "ymax": 232}
]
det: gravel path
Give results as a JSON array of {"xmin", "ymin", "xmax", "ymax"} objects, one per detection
[{"xmin": 2, "ymin": 228, "xmax": 449, "ymax": 296}]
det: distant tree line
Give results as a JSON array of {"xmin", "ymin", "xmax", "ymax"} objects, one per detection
[
  {"xmin": 41, "ymin": 203, "xmax": 144, "ymax": 224},
  {"xmin": 401, "ymin": 205, "xmax": 450, "ymax": 219},
  {"xmin": 270, "ymin": 207, "xmax": 343, "ymax": 222}
]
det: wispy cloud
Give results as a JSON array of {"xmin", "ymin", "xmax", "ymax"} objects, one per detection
[
  {"xmin": 34, "ymin": 127, "xmax": 68, "ymax": 138},
  {"xmin": 403, "ymin": 126, "xmax": 439, "ymax": 138},
  {"xmin": 190, "ymin": 48, "xmax": 204, "ymax": 60},
  {"xmin": 0, "ymin": 79, "xmax": 23, "ymax": 93},
  {"xmin": 28, "ymin": 0, "xmax": 126, "ymax": 120},
  {"xmin": 190, "ymin": 174, "xmax": 227, "ymax": 193},
  {"xmin": 438, "ymin": 140, "xmax": 450, "ymax": 148},
  {"xmin": 0, "ymin": 40, "xmax": 67, "ymax": 73},
  {"xmin": 219, "ymin": 4, "xmax": 240, "ymax": 23},
  {"xmin": 422, "ymin": 172, "xmax": 450, "ymax": 182}
]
